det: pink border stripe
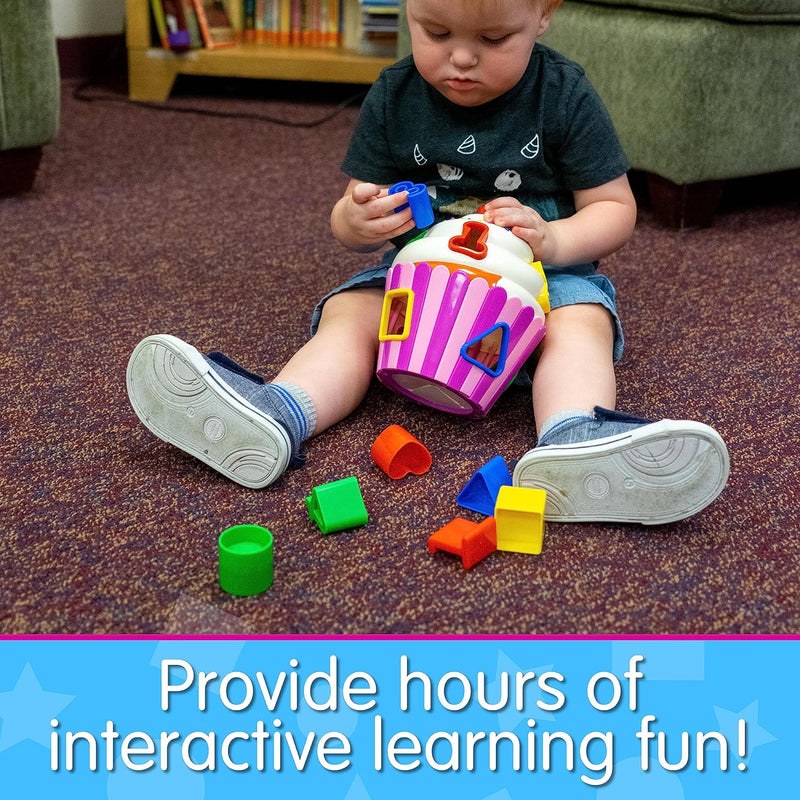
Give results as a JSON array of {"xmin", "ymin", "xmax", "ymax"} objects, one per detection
[{"xmin": 1, "ymin": 634, "xmax": 797, "ymax": 642}]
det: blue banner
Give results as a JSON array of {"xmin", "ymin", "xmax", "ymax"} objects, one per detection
[{"xmin": 0, "ymin": 638, "xmax": 792, "ymax": 797}]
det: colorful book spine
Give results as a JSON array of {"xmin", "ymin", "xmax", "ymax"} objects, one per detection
[
  {"xmin": 328, "ymin": 0, "xmax": 341, "ymax": 45},
  {"xmin": 278, "ymin": 0, "xmax": 291, "ymax": 44},
  {"xmin": 150, "ymin": 0, "xmax": 170, "ymax": 48},
  {"xmin": 192, "ymin": 0, "xmax": 236, "ymax": 48},
  {"xmin": 291, "ymin": 0, "xmax": 302, "ymax": 45},
  {"xmin": 180, "ymin": 0, "xmax": 202, "ymax": 47},
  {"xmin": 160, "ymin": 0, "xmax": 193, "ymax": 50},
  {"xmin": 243, "ymin": 0, "xmax": 256, "ymax": 41},
  {"xmin": 245, "ymin": 0, "xmax": 343, "ymax": 47}
]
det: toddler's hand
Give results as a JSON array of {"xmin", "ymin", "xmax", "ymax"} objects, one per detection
[
  {"xmin": 482, "ymin": 197, "xmax": 557, "ymax": 263},
  {"xmin": 340, "ymin": 182, "xmax": 417, "ymax": 250}
]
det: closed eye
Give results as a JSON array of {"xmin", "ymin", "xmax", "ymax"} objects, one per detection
[
  {"xmin": 425, "ymin": 29, "xmax": 450, "ymax": 41},
  {"xmin": 482, "ymin": 33, "xmax": 512, "ymax": 45}
]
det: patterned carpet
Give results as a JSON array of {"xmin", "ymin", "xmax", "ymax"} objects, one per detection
[{"xmin": 1, "ymin": 80, "xmax": 798, "ymax": 634}]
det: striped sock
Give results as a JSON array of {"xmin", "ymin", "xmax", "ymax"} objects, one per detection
[
  {"xmin": 538, "ymin": 406, "xmax": 651, "ymax": 447},
  {"xmin": 537, "ymin": 409, "xmax": 594, "ymax": 446},
  {"xmin": 261, "ymin": 382, "xmax": 317, "ymax": 465},
  {"xmin": 204, "ymin": 353, "xmax": 316, "ymax": 468}
]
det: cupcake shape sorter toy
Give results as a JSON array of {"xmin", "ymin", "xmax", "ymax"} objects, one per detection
[{"xmin": 376, "ymin": 214, "xmax": 550, "ymax": 418}]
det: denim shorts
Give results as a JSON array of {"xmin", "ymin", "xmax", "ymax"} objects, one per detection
[{"xmin": 310, "ymin": 262, "xmax": 625, "ymax": 372}]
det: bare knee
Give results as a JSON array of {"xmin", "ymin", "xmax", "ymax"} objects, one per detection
[
  {"xmin": 541, "ymin": 303, "xmax": 614, "ymax": 350},
  {"xmin": 315, "ymin": 289, "xmax": 384, "ymax": 364},
  {"xmin": 317, "ymin": 288, "xmax": 384, "ymax": 335}
]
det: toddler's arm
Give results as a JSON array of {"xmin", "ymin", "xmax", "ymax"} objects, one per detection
[
  {"xmin": 331, "ymin": 179, "xmax": 417, "ymax": 253},
  {"xmin": 482, "ymin": 174, "xmax": 637, "ymax": 265}
]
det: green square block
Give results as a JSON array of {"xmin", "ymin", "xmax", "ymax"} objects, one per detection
[{"xmin": 306, "ymin": 476, "xmax": 369, "ymax": 534}]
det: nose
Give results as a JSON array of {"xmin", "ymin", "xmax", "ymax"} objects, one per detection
[{"xmin": 450, "ymin": 44, "xmax": 478, "ymax": 70}]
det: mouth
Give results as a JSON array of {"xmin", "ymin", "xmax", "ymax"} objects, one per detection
[{"xmin": 447, "ymin": 77, "xmax": 479, "ymax": 91}]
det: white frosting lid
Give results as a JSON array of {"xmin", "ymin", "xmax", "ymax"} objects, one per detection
[{"xmin": 391, "ymin": 214, "xmax": 547, "ymax": 310}]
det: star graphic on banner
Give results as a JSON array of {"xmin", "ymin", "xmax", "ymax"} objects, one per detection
[
  {"xmin": 491, "ymin": 650, "xmax": 558, "ymax": 732},
  {"xmin": 482, "ymin": 791, "xmax": 513, "ymax": 800},
  {"xmin": 713, "ymin": 700, "xmax": 777, "ymax": 768},
  {"xmin": 344, "ymin": 774, "xmax": 371, "ymax": 800},
  {"xmin": 0, "ymin": 663, "xmax": 74, "ymax": 751}
]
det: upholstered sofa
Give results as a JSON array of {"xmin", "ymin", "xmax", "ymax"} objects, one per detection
[
  {"xmin": 542, "ymin": 0, "xmax": 800, "ymax": 227},
  {"xmin": 0, "ymin": 0, "xmax": 61, "ymax": 195}
]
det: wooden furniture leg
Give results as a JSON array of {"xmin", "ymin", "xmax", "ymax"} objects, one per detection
[
  {"xmin": 0, "ymin": 147, "xmax": 43, "ymax": 195},
  {"xmin": 647, "ymin": 173, "xmax": 725, "ymax": 230}
]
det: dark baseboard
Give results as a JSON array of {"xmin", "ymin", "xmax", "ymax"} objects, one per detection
[
  {"xmin": 57, "ymin": 33, "xmax": 126, "ymax": 80},
  {"xmin": 0, "ymin": 147, "xmax": 43, "ymax": 196}
]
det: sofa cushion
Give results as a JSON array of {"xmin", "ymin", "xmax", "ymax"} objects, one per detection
[
  {"xmin": 544, "ymin": 3, "xmax": 800, "ymax": 183},
  {"xmin": 0, "ymin": 0, "xmax": 60, "ymax": 150},
  {"xmin": 572, "ymin": 0, "xmax": 800, "ymax": 23}
]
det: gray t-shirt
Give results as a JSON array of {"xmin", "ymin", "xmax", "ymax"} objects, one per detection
[{"xmin": 342, "ymin": 44, "xmax": 630, "ymax": 253}]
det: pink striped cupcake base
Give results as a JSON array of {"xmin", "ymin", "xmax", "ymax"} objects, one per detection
[{"xmin": 377, "ymin": 262, "xmax": 546, "ymax": 418}]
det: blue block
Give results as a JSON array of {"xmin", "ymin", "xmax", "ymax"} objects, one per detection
[
  {"xmin": 389, "ymin": 181, "xmax": 434, "ymax": 229},
  {"xmin": 456, "ymin": 455, "xmax": 513, "ymax": 516},
  {"xmin": 406, "ymin": 183, "xmax": 434, "ymax": 228}
]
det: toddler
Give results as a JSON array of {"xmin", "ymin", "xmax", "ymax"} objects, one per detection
[{"xmin": 127, "ymin": 0, "xmax": 729, "ymax": 525}]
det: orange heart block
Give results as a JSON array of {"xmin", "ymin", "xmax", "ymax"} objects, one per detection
[{"xmin": 371, "ymin": 424, "xmax": 432, "ymax": 479}]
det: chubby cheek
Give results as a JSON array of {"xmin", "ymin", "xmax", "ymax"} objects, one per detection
[
  {"xmin": 485, "ymin": 53, "xmax": 528, "ymax": 92},
  {"xmin": 410, "ymin": 45, "xmax": 442, "ymax": 84}
]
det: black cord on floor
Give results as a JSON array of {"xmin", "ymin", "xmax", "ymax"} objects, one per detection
[
  {"xmin": 70, "ymin": 30, "xmax": 369, "ymax": 128},
  {"xmin": 72, "ymin": 78, "xmax": 367, "ymax": 128}
]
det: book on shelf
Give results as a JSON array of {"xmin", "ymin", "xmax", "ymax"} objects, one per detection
[
  {"xmin": 242, "ymin": 0, "xmax": 256, "ymax": 40},
  {"xmin": 357, "ymin": 0, "xmax": 398, "ymax": 57},
  {"xmin": 149, "ymin": 0, "xmax": 203, "ymax": 49},
  {"xmin": 151, "ymin": 0, "xmax": 397, "ymax": 53},
  {"xmin": 150, "ymin": 0, "xmax": 233, "ymax": 50},
  {"xmin": 149, "ymin": 0, "xmax": 170, "ymax": 48},
  {"xmin": 240, "ymin": 1, "xmax": 343, "ymax": 47},
  {"xmin": 192, "ymin": 0, "xmax": 237, "ymax": 48},
  {"xmin": 155, "ymin": 0, "xmax": 193, "ymax": 50},
  {"xmin": 181, "ymin": 0, "xmax": 205, "ymax": 48}
]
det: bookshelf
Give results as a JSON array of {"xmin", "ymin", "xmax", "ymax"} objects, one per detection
[{"xmin": 126, "ymin": 1, "xmax": 398, "ymax": 101}]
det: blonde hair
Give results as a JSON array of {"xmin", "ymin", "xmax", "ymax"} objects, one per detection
[
  {"xmin": 540, "ymin": 0, "xmax": 564, "ymax": 16},
  {"xmin": 405, "ymin": 0, "xmax": 564, "ymax": 15}
]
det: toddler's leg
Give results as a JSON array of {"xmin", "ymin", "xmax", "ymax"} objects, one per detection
[
  {"xmin": 514, "ymin": 304, "xmax": 729, "ymax": 524},
  {"xmin": 275, "ymin": 288, "xmax": 384, "ymax": 432},
  {"xmin": 530, "ymin": 303, "xmax": 616, "ymax": 432},
  {"xmin": 127, "ymin": 288, "xmax": 383, "ymax": 488}
]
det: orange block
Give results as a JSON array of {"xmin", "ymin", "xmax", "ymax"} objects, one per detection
[
  {"xmin": 428, "ymin": 517, "xmax": 497, "ymax": 569},
  {"xmin": 371, "ymin": 424, "xmax": 432, "ymax": 479}
]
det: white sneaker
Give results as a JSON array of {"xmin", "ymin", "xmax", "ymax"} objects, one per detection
[
  {"xmin": 513, "ymin": 419, "xmax": 730, "ymax": 525},
  {"xmin": 126, "ymin": 334, "xmax": 291, "ymax": 489}
]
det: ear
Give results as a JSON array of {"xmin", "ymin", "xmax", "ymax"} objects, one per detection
[
  {"xmin": 537, "ymin": 1, "xmax": 563, "ymax": 37},
  {"xmin": 537, "ymin": 16, "xmax": 552, "ymax": 37}
]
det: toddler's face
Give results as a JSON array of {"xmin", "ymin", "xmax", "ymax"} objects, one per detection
[{"xmin": 406, "ymin": 0, "xmax": 553, "ymax": 107}]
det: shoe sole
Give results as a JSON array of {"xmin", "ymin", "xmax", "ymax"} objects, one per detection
[
  {"xmin": 513, "ymin": 419, "xmax": 730, "ymax": 525},
  {"xmin": 126, "ymin": 334, "xmax": 291, "ymax": 489}
]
